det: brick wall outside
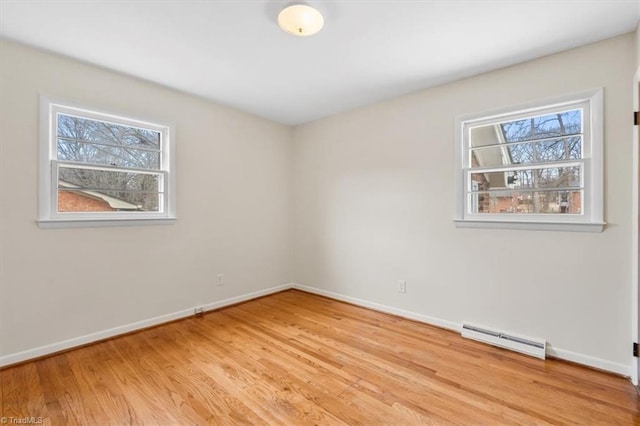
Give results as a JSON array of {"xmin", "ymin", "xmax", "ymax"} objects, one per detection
[{"xmin": 58, "ymin": 191, "xmax": 115, "ymax": 212}]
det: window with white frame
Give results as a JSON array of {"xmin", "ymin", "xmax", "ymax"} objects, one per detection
[
  {"xmin": 454, "ymin": 89, "xmax": 603, "ymax": 232},
  {"xmin": 39, "ymin": 98, "xmax": 175, "ymax": 227}
]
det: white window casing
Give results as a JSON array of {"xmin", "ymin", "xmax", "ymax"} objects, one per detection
[
  {"xmin": 453, "ymin": 89, "xmax": 604, "ymax": 232},
  {"xmin": 38, "ymin": 96, "xmax": 176, "ymax": 228}
]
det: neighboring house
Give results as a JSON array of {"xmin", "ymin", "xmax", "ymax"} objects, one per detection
[{"xmin": 57, "ymin": 181, "xmax": 142, "ymax": 212}]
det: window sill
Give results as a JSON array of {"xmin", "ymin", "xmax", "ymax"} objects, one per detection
[
  {"xmin": 37, "ymin": 217, "xmax": 177, "ymax": 229},
  {"xmin": 453, "ymin": 219, "xmax": 605, "ymax": 233}
]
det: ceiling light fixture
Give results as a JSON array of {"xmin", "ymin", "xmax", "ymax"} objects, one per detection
[{"xmin": 278, "ymin": 4, "xmax": 324, "ymax": 37}]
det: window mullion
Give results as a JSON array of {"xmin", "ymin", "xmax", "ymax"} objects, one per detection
[
  {"xmin": 469, "ymin": 187, "xmax": 584, "ymax": 195},
  {"xmin": 467, "ymin": 160, "xmax": 583, "ymax": 174},
  {"xmin": 56, "ymin": 136, "xmax": 161, "ymax": 154},
  {"xmin": 55, "ymin": 160, "xmax": 162, "ymax": 175}
]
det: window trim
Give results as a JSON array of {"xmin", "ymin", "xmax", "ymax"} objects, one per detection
[
  {"xmin": 453, "ymin": 89, "xmax": 604, "ymax": 232},
  {"xmin": 38, "ymin": 96, "xmax": 176, "ymax": 228}
]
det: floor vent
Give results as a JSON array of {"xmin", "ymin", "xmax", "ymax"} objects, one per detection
[{"xmin": 461, "ymin": 322, "xmax": 546, "ymax": 359}]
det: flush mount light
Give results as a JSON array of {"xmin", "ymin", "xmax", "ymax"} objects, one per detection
[{"xmin": 278, "ymin": 4, "xmax": 324, "ymax": 37}]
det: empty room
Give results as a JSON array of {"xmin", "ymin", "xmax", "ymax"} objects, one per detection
[{"xmin": 1, "ymin": 0, "xmax": 640, "ymax": 424}]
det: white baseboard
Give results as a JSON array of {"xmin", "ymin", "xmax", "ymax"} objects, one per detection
[
  {"xmin": 546, "ymin": 345, "xmax": 632, "ymax": 377},
  {"xmin": 291, "ymin": 283, "xmax": 460, "ymax": 332},
  {"xmin": 0, "ymin": 283, "xmax": 292, "ymax": 367},
  {"xmin": 291, "ymin": 283, "xmax": 633, "ymax": 378},
  {"xmin": 200, "ymin": 284, "xmax": 292, "ymax": 312}
]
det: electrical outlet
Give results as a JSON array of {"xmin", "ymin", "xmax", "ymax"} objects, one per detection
[
  {"xmin": 398, "ymin": 280, "xmax": 406, "ymax": 293},
  {"xmin": 194, "ymin": 307, "xmax": 204, "ymax": 316},
  {"xmin": 217, "ymin": 273, "xmax": 224, "ymax": 286}
]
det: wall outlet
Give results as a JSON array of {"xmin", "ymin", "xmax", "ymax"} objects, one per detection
[
  {"xmin": 398, "ymin": 280, "xmax": 406, "ymax": 293},
  {"xmin": 217, "ymin": 273, "xmax": 224, "ymax": 286},
  {"xmin": 194, "ymin": 307, "xmax": 204, "ymax": 316}
]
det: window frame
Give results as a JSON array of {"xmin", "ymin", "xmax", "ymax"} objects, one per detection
[
  {"xmin": 38, "ymin": 96, "xmax": 176, "ymax": 228},
  {"xmin": 453, "ymin": 89, "xmax": 604, "ymax": 232}
]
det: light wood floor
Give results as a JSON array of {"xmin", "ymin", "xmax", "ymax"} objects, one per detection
[{"xmin": 1, "ymin": 290, "xmax": 638, "ymax": 425}]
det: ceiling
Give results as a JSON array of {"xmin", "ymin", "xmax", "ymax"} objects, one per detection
[{"xmin": 1, "ymin": 1, "xmax": 639, "ymax": 125}]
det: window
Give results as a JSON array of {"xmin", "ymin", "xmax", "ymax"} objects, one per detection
[
  {"xmin": 39, "ymin": 97, "xmax": 175, "ymax": 228},
  {"xmin": 454, "ymin": 89, "xmax": 603, "ymax": 232}
]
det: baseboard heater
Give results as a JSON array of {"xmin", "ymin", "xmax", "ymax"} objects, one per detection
[{"xmin": 461, "ymin": 322, "xmax": 546, "ymax": 359}]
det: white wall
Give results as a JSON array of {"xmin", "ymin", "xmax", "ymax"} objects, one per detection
[
  {"xmin": 0, "ymin": 40, "xmax": 292, "ymax": 359},
  {"xmin": 292, "ymin": 34, "xmax": 636, "ymax": 374}
]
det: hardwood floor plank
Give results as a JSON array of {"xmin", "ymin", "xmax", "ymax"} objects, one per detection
[{"xmin": 1, "ymin": 289, "xmax": 638, "ymax": 424}]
